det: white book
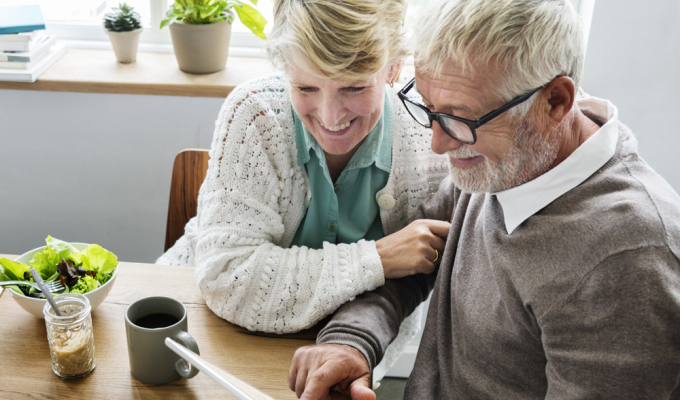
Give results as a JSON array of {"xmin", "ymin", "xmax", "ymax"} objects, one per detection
[
  {"xmin": 0, "ymin": 32, "xmax": 51, "ymax": 52},
  {"xmin": 0, "ymin": 51, "xmax": 48, "ymax": 69},
  {"xmin": 0, "ymin": 41, "xmax": 67, "ymax": 82},
  {"xmin": 0, "ymin": 29, "xmax": 45, "ymax": 42},
  {"xmin": 0, "ymin": 35, "xmax": 55, "ymax": 62}
]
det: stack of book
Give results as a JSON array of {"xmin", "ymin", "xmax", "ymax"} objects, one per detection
[{"xmin": 0, "ymin": 5, "xmax": 67, "ymax": 82}]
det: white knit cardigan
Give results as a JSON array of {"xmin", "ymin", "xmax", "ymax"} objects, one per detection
[{"xmin": 158, "ymin": 74, "xmax": 448, "ymax": 380}]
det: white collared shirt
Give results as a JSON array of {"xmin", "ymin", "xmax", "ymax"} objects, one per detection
[{"xmin": 495, "ymin": 95, "xmax": 620, "ymax": 234}]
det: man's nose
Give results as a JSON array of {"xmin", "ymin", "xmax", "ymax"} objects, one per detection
[{"xmin": 430, "ymin": 120, "xmax": 463, "ymax": 155}]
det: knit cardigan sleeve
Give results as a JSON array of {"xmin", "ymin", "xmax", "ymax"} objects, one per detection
[{"xmin": 193, "ymin": 76, "xmax": 385, "ymax": 333}]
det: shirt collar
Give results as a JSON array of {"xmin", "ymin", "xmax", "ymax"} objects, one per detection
[
  {"xmin": 293, "ymin": 92, "xmax": 392, "ymax": 173},
  {"xmin": 495, "ymin": 95, "xmax": 619, "ymax": 234}
]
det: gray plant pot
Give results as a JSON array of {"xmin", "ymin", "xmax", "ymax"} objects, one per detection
[
  {"xmin": 105, "ymin": 28, "xmax": 142, "ymax": 63},
  {"xmin": 169, "ymin": 20, "xmax": 232, "ymax": 74}
]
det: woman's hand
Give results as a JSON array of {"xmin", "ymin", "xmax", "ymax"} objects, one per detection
[{"xmin": 376, "ymin": 219, "xmax": 451, "ymax": 279}]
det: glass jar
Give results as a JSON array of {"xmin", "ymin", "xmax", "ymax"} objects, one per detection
[{"xmin": 43, "ymin": 293, "xmax": 96, "ymax": 378}]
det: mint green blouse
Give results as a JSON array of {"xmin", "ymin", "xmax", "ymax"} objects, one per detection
[{"xmin": 290, "ymin": 93, "xmax": 393, "ymax": 249}]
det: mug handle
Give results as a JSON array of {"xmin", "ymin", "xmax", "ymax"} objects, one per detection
[{"xmin": 169, "ymin": 331, "xmax": 200, "ymax": 379}]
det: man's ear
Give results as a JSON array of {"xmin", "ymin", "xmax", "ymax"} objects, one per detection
[{"xmin": 540, "ymin": 76, "xmax": 576, "ymax": 125}]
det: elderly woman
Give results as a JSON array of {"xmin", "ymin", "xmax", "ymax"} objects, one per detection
[{"xmin": 157, "ymin": 0, "xmax": 448, "ymax": 380}]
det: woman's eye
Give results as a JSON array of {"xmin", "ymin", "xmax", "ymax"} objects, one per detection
[
  {"xmin": 344, "ymin": 87, "xmax": 366, "ymax": 93},
  {"xmin": 297, "ymin": 87, "xmax": 317, "ymax": 93}
]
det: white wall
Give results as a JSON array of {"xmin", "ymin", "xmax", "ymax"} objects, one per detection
[
  {"xmin": 581, "ymin": 0, "xmax": 680, "ymax": 191},
  {"xmin": 0, "ymin": 90, "xmax": 223, "ymax": 262}
]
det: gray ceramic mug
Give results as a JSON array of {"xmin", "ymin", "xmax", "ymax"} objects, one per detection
[{"xmin": 124, "ymin": 296, "xmax": 200, "ymax": 384}]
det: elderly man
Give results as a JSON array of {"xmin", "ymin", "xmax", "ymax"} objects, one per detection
[{"xmin": 288, "ymin": 0, "xmax": 680, "ymax": 399}]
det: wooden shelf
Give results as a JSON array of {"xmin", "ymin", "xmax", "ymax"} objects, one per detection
[{"xmin": 0, "ymin": 48, "xmax": 276, "ymax": 98}]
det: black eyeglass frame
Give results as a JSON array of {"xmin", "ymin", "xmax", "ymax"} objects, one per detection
[{"xmin": 398, "ymin": 77, "xmax": 543, "ymax": 145}]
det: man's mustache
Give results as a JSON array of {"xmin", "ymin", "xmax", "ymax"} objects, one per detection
[{"xmin": 448, "ymin": 146, "xmax": 483, "ymax": 159}]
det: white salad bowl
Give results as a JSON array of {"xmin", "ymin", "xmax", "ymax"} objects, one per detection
[{"xmin": 6, "ymin": 243, "xmax": 119, "ymax": 318}]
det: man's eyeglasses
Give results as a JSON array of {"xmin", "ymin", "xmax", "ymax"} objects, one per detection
[{"xmin": 398, "ymin": 77, "xmax": 543, "ymax": 145}]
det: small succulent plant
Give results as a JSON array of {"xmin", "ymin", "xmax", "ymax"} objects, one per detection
[{"xmin": 103, "ymin": 3, "xmax": 142, "ymax": 32}]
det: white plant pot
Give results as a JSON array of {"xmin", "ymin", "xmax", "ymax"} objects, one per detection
[
  {"xmin": 169, "ymin": 20, "xmax": 232, "ymax": 74},
  {"xmin": 105, "ymin": 27, "xmax": 143, "ymax": 63}
]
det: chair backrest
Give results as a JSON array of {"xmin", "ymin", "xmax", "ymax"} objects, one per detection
[{"xmin": 164, "ymin": 149, "xmax": 210, "ymax": 252}]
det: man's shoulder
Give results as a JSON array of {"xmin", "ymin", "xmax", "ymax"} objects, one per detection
[
  {"xmin": 544, "ymin": 150, "xmax": 680, "ymax": 258},
  {"xmin": 502, "ymin": 144, "xmax": 680, "ymax": 317},
  {"xmin": 575, "ymin": 127, "xmax": 680, "ymax": 250}
]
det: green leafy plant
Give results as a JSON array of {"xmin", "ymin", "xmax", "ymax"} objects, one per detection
[
  {"xmin": 103, "ymin": 3, "xmax": 142, "ymax": 32},
  {"xmin": 160, "ymin": 0, "xmax": 267, "ymax": 39}
]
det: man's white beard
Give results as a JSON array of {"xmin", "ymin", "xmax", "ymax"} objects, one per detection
[{"xmin": 448, "ymin": 117, "xmax": 567, "ymax": 193}]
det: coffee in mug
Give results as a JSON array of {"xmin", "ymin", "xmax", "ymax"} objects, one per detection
[
  {"xmin": 124, "ymin": 296, "xmax": 200, "ymax": 384},
  {"xmin": 135, "ymin": 313, "xmax": 180, "ymax": 329}
]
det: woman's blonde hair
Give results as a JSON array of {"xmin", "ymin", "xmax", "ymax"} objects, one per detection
[
  {"xmin": 267, "ymin": 0, "xmax": 408, "ymax": 80},
  {"xmin": 414, "ymin": 0, "xmax": 585, "ymax": 115}
]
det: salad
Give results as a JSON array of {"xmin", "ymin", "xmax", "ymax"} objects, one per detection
[{"xmin": 0, "ymin": 236, "xmax": 118, "ymax": 298}]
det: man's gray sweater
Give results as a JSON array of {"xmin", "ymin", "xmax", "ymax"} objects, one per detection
[{"xmin": 317, "ymin": 123, "xmax": 680, "ymax": 398}]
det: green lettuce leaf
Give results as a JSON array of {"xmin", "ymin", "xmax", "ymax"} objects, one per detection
[
  {"xmin": 67, "ymin": 251, "xmax": 86, "ymax": 266},
  {"xmin": 70, "ymin": 275, "xmax": 100, "ymax": 294},
  {"xmin": 45, "ymin": 271, "xmax": 61, "ymax": 282},
  {"xmin": 0, "ymin": 271, "xmax": 23, "ymax": 294},
  {"xmin": 0, "ymin": 258, "xmax": 30, "ymax": 281},
  {"xmin": 81, "ymin": 244, "xmax": 118, "ymax": 274},
  {"xmin": 95, "ymin": 271, "xmax": 112, "ymax": 286},
  {"xmin": 45, "ymin": 235, "xmax": 79, "ymax": 259},
  {"xmin": 29, "ymin": 247, "xmax": 61, "ymax": 279}
]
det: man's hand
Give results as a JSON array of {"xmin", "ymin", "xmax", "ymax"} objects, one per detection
[{"xmin": 289, "ymin": 344, "xmax": 375, "ymax": 400}]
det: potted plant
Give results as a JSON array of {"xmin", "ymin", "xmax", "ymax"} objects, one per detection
[
  {"xmin": 103, "ymin": 3, "xmax": 143, "ymax": 63},
  {"xmin": 160, "ymin": 0, "xmax": 267, "ymax": 74}
]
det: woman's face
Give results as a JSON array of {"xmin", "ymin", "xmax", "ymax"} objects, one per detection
[{"xmin": 288, "ymin": 64, "xmax": 393, "ymax": 156}]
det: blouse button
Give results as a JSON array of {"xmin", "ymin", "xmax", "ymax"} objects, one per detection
[
  {"xmin": 328, "ymin": 223, "xmax": 337, "ymax": 231},
  {"xmin": 377, "ymin": 194, "xmax": 395, "ymax": 211},
  {"xmin": 334, "ymin": 185, "xmax": 342, "ymax": 191}
]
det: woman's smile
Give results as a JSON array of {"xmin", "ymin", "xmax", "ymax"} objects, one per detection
[{"xmin": 318, "ymin": 118, "xmax": 356, "ymax": 136}]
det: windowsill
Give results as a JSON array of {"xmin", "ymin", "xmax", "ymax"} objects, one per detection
[{"xmin": 0, "ymin": 48, "xmax": 276, "ymax": 98}]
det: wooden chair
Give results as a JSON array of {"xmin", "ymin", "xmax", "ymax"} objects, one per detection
[{"xmin": 164, "ymin": 149, "xmax": 210, "ymax": 251}]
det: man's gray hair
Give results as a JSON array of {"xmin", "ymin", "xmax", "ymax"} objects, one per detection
[{"xmin": 415, "ymin": 0, "xmax": 585, "ymax": 114}]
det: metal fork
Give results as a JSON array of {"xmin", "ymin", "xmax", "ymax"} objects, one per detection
[{"xmin": 0, "ymin": 280, "xmax": 65, "ymax": 292}]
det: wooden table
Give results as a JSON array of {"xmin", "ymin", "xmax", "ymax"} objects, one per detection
[{"xmin": 0, "ymin": 256, "xmax": 318, "ymax": 399}]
